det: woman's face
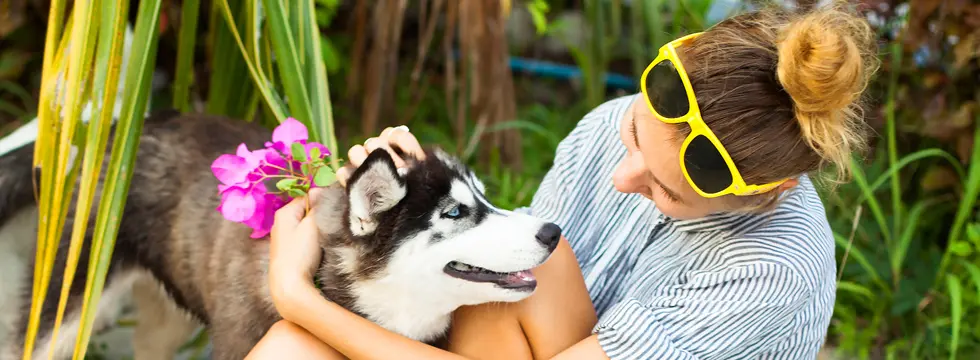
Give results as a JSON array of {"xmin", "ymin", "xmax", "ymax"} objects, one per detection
[{"xmin": 612, "ymin": 98, "xmax": 732, "ymax": 219}]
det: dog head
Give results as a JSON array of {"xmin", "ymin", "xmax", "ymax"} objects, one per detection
[{"xmin": 335, "ymin": 147, "xmax": 560, "ymax": 307}]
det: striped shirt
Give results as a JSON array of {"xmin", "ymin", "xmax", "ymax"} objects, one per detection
[{"xmin": 518, "ymin": 95, "xmax": 836, "ymax": 359}]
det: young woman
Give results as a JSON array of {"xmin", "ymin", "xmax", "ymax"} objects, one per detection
[{"xmin": 248, "ymin": 5, "xmax": 878, "ymax": 359}]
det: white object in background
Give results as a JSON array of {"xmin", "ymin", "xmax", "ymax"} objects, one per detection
[{"xmin": 0, "ymin": 25, "xmax": 135, "ymax": 159}]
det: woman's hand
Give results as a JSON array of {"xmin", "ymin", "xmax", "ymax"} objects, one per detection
[
  {"xmin": 268, "ymin": 189, "xmax": 325, "ymax": 321},
  {"xmin": 336, "ymin": 125, "xmax": 425, "ymax": 187}
]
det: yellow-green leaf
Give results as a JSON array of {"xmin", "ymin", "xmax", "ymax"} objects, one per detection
[
  {"xmin": 314, "ymin": 166, "xmax": 336, "ymax": 187},
  {"xmin": 947, "ymin": 274, "xmax": 963, "ymax": 360}
]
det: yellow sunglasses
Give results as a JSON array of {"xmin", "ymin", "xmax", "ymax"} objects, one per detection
[{"xmin": 640, "ymin": 32, "xmax": 786, "ymax": 198}]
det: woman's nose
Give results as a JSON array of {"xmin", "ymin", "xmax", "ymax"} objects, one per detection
[{"xmin": 612, "ymin": 153, "xmax": 648, "ymax": 194}]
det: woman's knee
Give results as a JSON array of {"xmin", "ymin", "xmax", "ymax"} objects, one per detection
[{"xmin": 246, "ymin": 320, "xmax": 346, "ymax": 360}]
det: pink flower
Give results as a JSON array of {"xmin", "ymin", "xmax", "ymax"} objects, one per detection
[
  {"xmin": 266, "ymin": 117, "xmax": 308, "ymax": 153},
  {"xmin": 211, "ymin": 154, "xmax": 252, "ymax": 187},
  {"xmin": 243, "ymin": 190, "xmax": 286, "ymax": 238},
  {"xmin": 217, "ymin": 187, "xmax": 258, "ymax": 222},
  {"xmin": 210, "ymin": 117, "xmax": 333, "ymax": 239}
]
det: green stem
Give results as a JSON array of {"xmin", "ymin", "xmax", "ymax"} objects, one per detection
[{"xmin": 885, "ymin": 41, "xmax": 903, "ymax": 244}]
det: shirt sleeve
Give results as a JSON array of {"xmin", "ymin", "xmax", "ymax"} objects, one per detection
[{"xmin": 593, "ymin": 262, "xmax": 812, "ymax": 360}]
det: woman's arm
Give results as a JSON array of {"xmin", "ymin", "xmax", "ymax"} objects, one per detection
[
  {"xmin": 277, "ymin": 282, "xmax": 465, "ymax": 360},
  {"xmin": 271, "ymin": 238, "xmax": 610, "ymax": 360},
  {"xmin": 267, "ymin": 127, "xmax": 610, "ymax": 359}
]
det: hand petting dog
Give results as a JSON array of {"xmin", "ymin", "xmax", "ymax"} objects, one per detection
[
  {"xmin": 270, "ymin": 125, "xmax": 420, "ymax": 316},
  {"xmin": 337, "ymin": 125, "xmax": 423, "ymax": 187}
]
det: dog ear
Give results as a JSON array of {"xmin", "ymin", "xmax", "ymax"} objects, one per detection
[{"xmin": 346, "ymin": 149, "xmax": 407, "ymax": 236}]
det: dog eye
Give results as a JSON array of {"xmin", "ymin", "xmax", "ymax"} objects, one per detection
[{"xmin": 444, "ymin": 205, "xmax": 462, "ymax": 219}]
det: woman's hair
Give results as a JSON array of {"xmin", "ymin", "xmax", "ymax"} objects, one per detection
[{"xmin": 675, "ymin": 3, "xmax": 879, "ymax": 210}]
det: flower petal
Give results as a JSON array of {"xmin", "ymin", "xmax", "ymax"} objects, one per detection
[
  {"xmin": 211, "ymin": 154, "xmax": 250, "ymax": 185},
  {"xmin": 264, "ymin": 149, "xmax": 288, "ymax": 169},
  {"xmin": 272, "ymin": 117, "xmax": 308, "ymax": 146},
  {"xmin": 249, "ymin": 227, "xmax": 271, "ymax": 239},
  {"xmin": 219, "ymin": 187, "xmax": 257, "ymax": 222},
  {"xmin": 218, "ymin": 183, "xmax": 248, "ymax": 193},
  {"xmin": 244, "ymin": 192, "xmax": 285, "ymax": 239}
]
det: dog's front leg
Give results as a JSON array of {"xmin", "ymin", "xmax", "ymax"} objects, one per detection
[{"xmin": 131, "ymin": 274, "xmax": 199, "ymax": 360}]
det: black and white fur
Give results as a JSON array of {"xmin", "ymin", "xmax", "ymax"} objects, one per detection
[{"xmin": 0, "ymin": 111, "xmax": 561, "ymax": 359}]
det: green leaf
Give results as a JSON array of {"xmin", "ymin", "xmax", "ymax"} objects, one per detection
[
  {"xmin": 892, "ymin": 198, "xmax": 941, "ymax": 278},
  {"xmin": 301, "ymin": 163, "xmax": 311, "ymax": 176},
  {"xmin": 261, "ymin": 0, "xmax": 313, "ymax": 125},
  {"xmin": 309, "ymin": 146, "xmax": 321, "ymax": 160},
  {"xmin": 959, "ymin": 259, "xmax": 980, "ymax": 300},
  {"xmin": 527, "ymin": 0, "xmax": 550, "ymax": 35},
  {"xmin": 949, "ymin": 241, "xmax": 974, "ymax": 257},
  {"xmin": 209, "ymin": 0, "xmax": 258, "ymax": 118},
  {"xmin": 276, "ymin": 178, "xmax": 298, "ymax": 191},
  {"xmin": 834, "ymin": 233, "xmax": 888, "ymax": 292},
  {"xmin": 935, "ymin": 106, "xmax": 980, "ymax": 289},
  {"xmin": 172, "ymin": 0, "xmax": 200, "ymax": 111},
  {"xmin": 320, "ymin": 37, "xmax": 341, "ymax": 74},
  {"xmin": 314, "ymin": 166, "xmax": 336, "ymax": 187},
  {"xmin": 947, "ymin": 274, "xmax": 963, "ymax": 360},
  {"xmin": 291, "ymin": 142, "xmax": 308, "ymax": 162},
  {"xmin": 861, "ymin": 148, "xmax": 967, "ymax": 204},
  {"xmin": 75, "ymin": 0, "xmax": 162, "ymax": 356},
  {"xmin": 849, "ymin": 157, "xmax": 892, "ymax": 247},
  {"xmin": 884, "ymin": 40, "xmax": 903, "ymax": 242},
  {"xmin": 288, "ymin": 188, "xmax": 307, "ymax": 198},
  {"xmin": 214, "ymin": 0, "xmax": 286, "ymax": 120},
  {"xmin": 35, "ymin": 0, "xmax": 104, "ymax": 355},
  {"xmin": 966, "ymin": 223, "xmax": 980, "ymax": 248},
  {"xmin": 23, "ymin": 2, "xmax": 69, "ymax": 354},
  {"xmin": 837, "ymin": 281, "xmax": 874, "ymax": 303},
  {"xmin": 296, "ymin": 0, "xmax": 339, "ymax": 169}
]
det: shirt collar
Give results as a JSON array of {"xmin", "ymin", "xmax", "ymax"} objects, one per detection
[
  {"xmin": 666, "ymin": 179, "xmax": 808, "ymax": 233},
  {"xmin": 668, "ymin": 211, "xmax": 765, "ymax": 233}
]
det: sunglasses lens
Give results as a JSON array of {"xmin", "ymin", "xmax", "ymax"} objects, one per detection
[
  {"xmin": 684, "ymin": 134, "xmax": 733, "ymax": 194},
  {"xmin": 645, "ymin": 60, "xmax": 690, "ymax": 118}
]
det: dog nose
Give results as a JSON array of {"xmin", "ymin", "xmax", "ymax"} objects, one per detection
[{"xmin": 536, "ymin": 223, "xmax": 561, "ymax": 251}]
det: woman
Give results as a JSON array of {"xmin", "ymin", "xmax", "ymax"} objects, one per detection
[{"xmin": 248, "ymin": 5, "xmax": 877, "ymax": 359}]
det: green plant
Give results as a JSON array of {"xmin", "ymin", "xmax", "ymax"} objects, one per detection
[{"xmin": 23, "ymin": 0, "xmax": 340, "ymax": 358}]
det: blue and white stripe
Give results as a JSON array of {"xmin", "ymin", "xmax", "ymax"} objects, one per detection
[{"xmin": 519, "ymin": 95, "xmax": 836, "ymax": 359}]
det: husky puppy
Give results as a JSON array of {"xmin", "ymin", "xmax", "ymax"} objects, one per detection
[{"xmin": 0, "ymin": 111, "xmax": 561, "ymax": 360}]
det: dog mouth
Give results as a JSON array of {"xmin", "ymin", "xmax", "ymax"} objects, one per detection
[{"xmin": 443, "ymin": 261, "xmax": 536, "ymax": 291}]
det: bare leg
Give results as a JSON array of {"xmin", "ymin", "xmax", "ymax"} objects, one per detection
[
  {"xmin": 448, "ymin": 237, "xmax": 597, "ymax": 359},
  {"xmin": 246, "ymin": 321, "xmax": 348, "ymax": 360}
]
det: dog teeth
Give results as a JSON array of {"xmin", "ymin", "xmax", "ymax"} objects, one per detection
[
  {"xmin": 451, "ymin": 261, "xmax": 474, "ymax": 272},
  {"xmin": 450, "ymin": 261, "xmax": 519, "ymax": 276}
]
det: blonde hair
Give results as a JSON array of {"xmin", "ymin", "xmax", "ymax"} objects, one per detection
[
  {"xmin": 776, "ymin": 6, "xmax": 878, "ymax": 179},
  {"xmin": 675, "ymin": 3, "xmax": 879, "ymax": 210}
]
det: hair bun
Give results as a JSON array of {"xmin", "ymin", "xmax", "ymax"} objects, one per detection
[{"xmin": 776, "ymin": 6, "xmax": 878, "ymax": 176}]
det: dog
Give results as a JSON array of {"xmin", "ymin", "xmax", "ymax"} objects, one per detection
[{"xmin": 0, "ymin": 111, "xmax": 561, "ymax": 360}]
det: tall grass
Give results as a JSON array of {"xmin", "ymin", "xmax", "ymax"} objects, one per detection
[
  {"xmin": 822, "ymin": 39, "xmax": 980, "ymax": 359},
  {"xmin": 16, "ymin": 1, "xmax": 980, "ymax": 358},
  {"xmin": 25, "ymin": 0, "xmax": 154, "ymax": 358},
  {"xmin": 23, "ymin": 0, "xmax": 339, "ymax": 358}
]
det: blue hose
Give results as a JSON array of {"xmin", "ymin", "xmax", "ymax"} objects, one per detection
[{"xmin": 507, "ymin": 56, "xmax": 639, "ymax": 90}]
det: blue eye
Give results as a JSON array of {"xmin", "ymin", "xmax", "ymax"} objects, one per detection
[{"xmin": 445, "ymin": 205, "xmax": 461, "ymax": 219}]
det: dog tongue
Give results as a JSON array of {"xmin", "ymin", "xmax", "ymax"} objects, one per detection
[{"xmin": 498, "ymin": 270, "xmax": 536, "ymax": 289}]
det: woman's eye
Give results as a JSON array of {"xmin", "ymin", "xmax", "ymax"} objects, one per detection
[{"xmin": 445, "ymin": 205, "xmax": 461, "ymax": 219}]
